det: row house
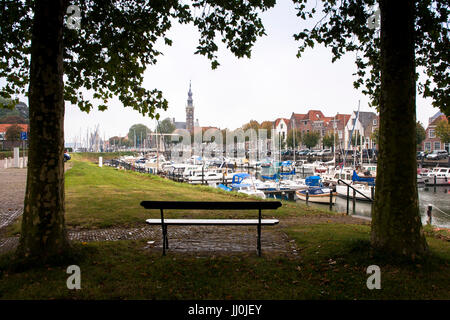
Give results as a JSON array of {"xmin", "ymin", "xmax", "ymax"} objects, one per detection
[
  {"xmin": 344, "ymin": 111, "xmax": 379, "ymax": 150},
  {"xmin": 324, "ymin": 114, "xmax": 351, "ymax": 150},
  {"xmin": 288, "ymin": 110, "xmax": 351, "ymax": 149},
  {"xmin": 273, "ymin": 118, "xmax": 290, "ymax": 141},
  {"xmin": 422, "ymin": 112, "xmax": 448, "ymax": 152},
  {"xmin": 289, "ymin": 110, "xmax": 326, "ymax": 136}
]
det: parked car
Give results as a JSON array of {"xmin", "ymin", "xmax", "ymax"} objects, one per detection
[
  {"xmin": 417, "ymin": 151, "xmax": 426, "ymax": 160},
  {"xmin": 362, "ymin": 149, "xmax": 377, "ymax": 158},
  {"xmin": 309, "ymin": 150, "xmax": 321, "ymax": 156},
  {"xmin": 341, "ymin": 149, "xmax": 360, "ymax": 158},
  {"xmin": 298, "ymin": 149, "xmax": 310, "ymax": 156},
  {"xmin": 318, "ymin": 149, "xmax": 333, "ymax": 156},
  {"xmin": 426, "ymin": 150, "xmax": 448, "ymax": 160}
]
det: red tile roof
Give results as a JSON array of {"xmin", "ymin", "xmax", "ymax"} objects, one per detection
[
  {"xmin": 429, "ymin": 114, "xmax": 447, "ymax": 126},
  {"xmin": 274, "ymin": 118, "xmax": 290, "ymax": 127},
  {"xmin": 334, "ymin": 114, "xmax": 351, "ymax": 126},
  {"xmin": 305, "ymin": 110, "xmax": 325, "ymax": 121},
  {"xmin": 291, "ymin": 113, "xmax": 306, "ymax": 120},
  {"xmin": 0, "ymin": 124, "xmax": 29, "ymax": 133}
]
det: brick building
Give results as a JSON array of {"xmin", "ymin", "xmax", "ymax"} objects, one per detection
[{"xmin": 422, "ymin": 112, "xmax": 449, "ymax": 152}]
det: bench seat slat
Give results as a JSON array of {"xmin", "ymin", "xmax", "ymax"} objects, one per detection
[
  {"xmin": 145, "ymin": 219, "xmax": 279, "ymax": 226},
  {"xmin": 140, "ymin": 201, "xmax": 282, "ymax": 210}
]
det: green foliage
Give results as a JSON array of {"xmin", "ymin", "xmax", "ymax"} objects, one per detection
[
  {"xmin": 371, "ymin": 128, "xmax": 379, "ymax": 145},
  {"xmin": 157, "ymin": 118, "xmax": 176, "ymax": 144},
  {"xmin": 242, "ymin": 120, "xmax": 261, "ymax": 132},
  {"xmin": 260, "ymin": 121, "xmax": 273, "ymax": 139},
  {"xmin": 286, "ymin": 129, "xmax": 302, "ymax": 148},
  {"xmin": 416, "ymin": 121, "xmax": 427, "ymax": 146},
  {"xmin": 292, "ymin": 0, "xmax": 449, "ymax": 114},
  {"xmin": 1, "ymin": 0, "xmax": 276, "ymax": 119},
  {"xmin": 303, "ymin": 131, "xmax": 320, "ymax": 149},
  {"xmin": 5, "ymin": 124, "xmax": 22, "ymax": 141},
  {"xmin": 0, "ymin": 115, "xmax": 27, "ymax": 124},
  {"xmin": 157, "ymin": 118, "xmax": 176, "ymax": 134},
  {"xmin": 435, "ymin": 119, "xmax": 450, "ymax": 143},
  {"xmin": 108, "ymin": 136, "xmax": 131, "ymax": 148},
  {"xmin": 322, "ymin": 133, "xmax": 337, "ymax": 148},
  {"xmin": 0, "ymin": 101, "xmax": 28, "ymax": 120},
  {"xmin": 128, "ymin": 124, "xmax": 150, "ymax": 147}
]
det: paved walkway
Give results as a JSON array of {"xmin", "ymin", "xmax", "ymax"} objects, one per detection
[{"xmin": 0, "ymin": 225, "xmax": 298, "ymax": 256}]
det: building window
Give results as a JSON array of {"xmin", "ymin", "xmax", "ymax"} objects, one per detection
[
  {"xmin": 281, "ymin": 123, "xmax": 284, "ymax": 129},
  {"xmin": 434, "ymin": 141, "xmax": 440, "ymax": 150},
  {"xmin": 373, "ymin": 119, "xmax": 377, "ymax": 126},
  {"xmin": 425, "ymin": 142, "xmax": 431, "ymax": 151},
  {"xmin": 429, "ymin": 129, "xmax": 435, "ymax": 138},
  {"xmin": 338, "ymin": 131, "xmax": 342, "ymax": 139}
]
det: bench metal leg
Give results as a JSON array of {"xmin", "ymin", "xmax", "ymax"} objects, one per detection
[
  {"xmin": 161, "ymin": 209, "xmax": 167, "ymax": 256},
  {"xmin": 164, "ymin": 225, "xmax": 169, "ymax": 249},
  {"xmin": 162, "ymin": 225, "xmax": 166, "ymax": 256},
  {"xmin": 257, "ymin": 209, "xmax": 262, "ymax": 257}
]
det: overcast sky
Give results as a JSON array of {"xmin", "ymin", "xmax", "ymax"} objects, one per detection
[{"xmin": 4, "ymin": 1, "xmax": 442, "ymax": 142}]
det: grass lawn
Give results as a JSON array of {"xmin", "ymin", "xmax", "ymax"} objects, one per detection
[
  {"xmin": 0, "ymin": 226, "xmax": 448, "ymax": 299},
  {"xmin": 1, "ymin": 156, "xmax": 449, "ymax": 299},
  {"xmin": 8, "ymin": 157, "xmax": 331, "ymax": 234},
  {"xmin": 72, "ymin": 152, "xmax": 137, "ymax": 163}
]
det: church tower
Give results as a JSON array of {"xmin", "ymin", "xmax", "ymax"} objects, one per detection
[{"xmin": 186, "ymin": 81, "xmax": 194, "ymax": 133}]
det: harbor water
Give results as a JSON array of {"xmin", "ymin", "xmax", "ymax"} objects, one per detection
[
  {"xmin": 296, "ymin": 185, "xmax": 450, "ymax": 229},
  {"xmin": 251, "ymin": 168, "xmax": 450, "ymax": 229}
]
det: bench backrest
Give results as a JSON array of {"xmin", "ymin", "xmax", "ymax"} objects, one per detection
[{"xmin": 140, "ymin": 201, "xmax": 282, "ymax": 210}]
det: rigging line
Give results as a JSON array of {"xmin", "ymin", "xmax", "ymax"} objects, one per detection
[{"xmin": 428, "ymin": 204, "xmax": 450, "ymax": 217}]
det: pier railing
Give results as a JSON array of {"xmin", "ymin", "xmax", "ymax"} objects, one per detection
[{"xmin": 337, "ymin": 179, "xmax": 374, "ymax": 215}]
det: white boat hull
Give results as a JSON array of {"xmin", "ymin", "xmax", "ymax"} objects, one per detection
[
  {"xmin": 295, "ymin": 190, "xmax": 336, "ymax": 204},
  {"xmin": 336, "ymin": 184, "xmax": 374, "ymax": 201}
]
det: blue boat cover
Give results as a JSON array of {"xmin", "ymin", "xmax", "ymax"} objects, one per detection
[
  {"xmin": 305, "ymin": 176, "xmax": 322, "ymax": 187},
  {"xmin": 231, "ymin": 183, "xmax": 252, "ymax": 190},
  {"xmin": 218, "ymin": 184, "xmax": 232, "ymax": 191},
  {"xmin": 352, "ymin": 171, "xmax": 375, "ymax": 185},
  {"xmin": 262, "ymin": 173, "xmax": 279, "ymax": 180},
  {"xmin": 280, "ymin": 169, "xmax": 296, "ymax": 176},
  {"xmin": 299, "ymin": 187, "xmax": 328, "ymax": 195},
  {"xmin": 231, "ymin": 173, "xmax": 250, "ymax": 184}
]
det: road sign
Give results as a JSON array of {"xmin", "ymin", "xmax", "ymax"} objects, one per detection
[{"xmin": 20, "ymin": 132, "xmax": 27, "ymax": 141}]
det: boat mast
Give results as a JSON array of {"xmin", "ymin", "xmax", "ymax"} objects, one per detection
[{"xmin": 343, "ymin": 100, "xmax": 360, "ymax": 172}]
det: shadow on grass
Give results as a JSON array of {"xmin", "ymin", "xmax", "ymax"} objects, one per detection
[
  {"xmin": 328, "ymin": 238, "xmax": 447, "ymax": 272},
  {"xmin": 0, "ymin": 243, "xmax": 98, "ymax": 274}
]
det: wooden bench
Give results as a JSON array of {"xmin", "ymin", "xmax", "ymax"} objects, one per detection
[{"xmin": 140, "ymin": 201, "xmax": 281, "ymax": 256}]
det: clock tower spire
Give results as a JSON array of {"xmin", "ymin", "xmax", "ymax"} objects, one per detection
[{"xmin": 186, "ymin": 81, "xmax": 194, "ymax": 133}]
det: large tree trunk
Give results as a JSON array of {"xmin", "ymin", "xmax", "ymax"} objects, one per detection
[
  {"xmin": 371, "ymin": 0, "xmax": 428, "ymax": 258},
  {"xmin": 16, "ymin": 0, "xmax": 70, "ymax": 262}
]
